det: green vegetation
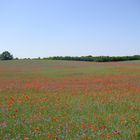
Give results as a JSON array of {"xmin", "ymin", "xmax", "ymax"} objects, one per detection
[
  {"xmin": 48, "ymin": 55, "xmax": 140, "ymax": 62},
  {"xmin": 0, "ymin": 50, "xmax": 140, "ymax": 62},
  {"xmin": 0, "ymin": 60, "xmax": 140, "ymax": 139},
  {"xmin": 0, "ymin": 51, "xmax": 13, "ymax": 60}
]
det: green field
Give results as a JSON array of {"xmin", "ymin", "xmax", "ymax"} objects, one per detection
[{"xmin": 0, "ymin": 60, "xmax": 140, "ymax": 140}]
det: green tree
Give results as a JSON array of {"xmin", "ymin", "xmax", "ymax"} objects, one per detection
[{"xmin": 0, "ymin": 51, "xmax": 13, "ymax": 60}]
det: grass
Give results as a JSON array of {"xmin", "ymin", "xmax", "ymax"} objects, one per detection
[{"xmin": 0, "ymin": 60, "xmax": 140, "ymax": 140}]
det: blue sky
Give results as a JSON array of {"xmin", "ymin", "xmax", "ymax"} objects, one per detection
[{"xmin": 0, "ymin": 0, "xmax": 140, "ymax": 58}]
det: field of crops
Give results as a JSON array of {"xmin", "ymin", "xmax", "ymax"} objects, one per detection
[{"xmin": 0, "ymin": 60, "xmax": 140, "ymax": 140}]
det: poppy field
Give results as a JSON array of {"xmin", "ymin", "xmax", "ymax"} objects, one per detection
[{"xmin": 0, "ymin": 60, "xmax": 140, "ymax": 140}]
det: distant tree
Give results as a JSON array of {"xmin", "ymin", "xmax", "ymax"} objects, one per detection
[
  {"xmin": 14, "ymin": 57, "xmax": 19, "ymax": 60},
  {"xmin": 0, "ymin": 51, "xmax": 13, "ymax": 60}
]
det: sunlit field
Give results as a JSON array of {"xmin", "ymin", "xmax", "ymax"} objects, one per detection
[{"xmin": 0, "ymin": 60, "xmax": 140, "ymax": 140}]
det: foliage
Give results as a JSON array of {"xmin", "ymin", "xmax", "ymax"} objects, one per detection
[
  {"xmin": 48, "ymin": 55, "xmax": 140, "ymax": 62},
  {"xmin": 0, "ymin": 51, "xmax": 13, "ymax": 60}
]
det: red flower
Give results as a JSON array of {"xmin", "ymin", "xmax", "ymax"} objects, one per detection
[
  {"xmin": 88, "ymin": 124, "xmax": 92, "ymax": 128},
  {"xmin": 107, "ymin": 133, "xmax": 111, "ymax": 138},
  {"xmin": 48, "ymin": 133, "xmax": 52, "ymax": 137},
  {"xmin": 25, "ymin": 95, "xmax": 29, "ymax": 101},
  {"xmin": 6, "ymin": 102, "xmax": 11, "ymax": 106},
  {"xmin": 102, "ymin": 125, "xmax": 107, "ymax": 129},
  {"xmin": 81, "ymin": 124, "xmax": 86, "ymax": 128},
  {"xmin": 34, "ymin": 127, "xmax": 39, "ymax": 133},
  {"xmin": 14, "ymin": 109, "xmax": 18, "ymax": 113}
]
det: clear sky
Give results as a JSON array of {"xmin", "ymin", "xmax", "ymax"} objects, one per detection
[{"xmin": 0, "ymin": 0, "xmax": 140, "ymax": 58}]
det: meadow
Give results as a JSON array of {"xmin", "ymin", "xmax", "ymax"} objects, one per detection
[{"xmin": 0, "ymin": 60, "xmax": 140, "ymax": 140}]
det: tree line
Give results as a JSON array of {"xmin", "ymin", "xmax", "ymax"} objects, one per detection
[
  {"xmin": 47, "ymin": 55, "xmax": 140, "ymax": 62},
  {"xmin": 0, "ymin": 51, "xmax": 140, "ymax": 62}
]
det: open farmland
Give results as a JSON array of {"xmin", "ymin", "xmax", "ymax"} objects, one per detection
[{"xmin": 0, "ymin": 60, "xmax": 140, "ymax": 140}]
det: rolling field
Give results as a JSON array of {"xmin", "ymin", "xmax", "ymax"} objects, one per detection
[{"xmin": 0, "ymin": 60, "xmax": 140, "ymax": 140}]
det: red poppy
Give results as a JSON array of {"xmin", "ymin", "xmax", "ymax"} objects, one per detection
[
  {"xmin": 34, "ymin": 128, "xmax": 39, "ymax": 133},
  {"xmin": 81, "ymin": 124, "xmax": 86, "ymax": 128},
  {"xmin": 14, "ymin": 109, "xmax": 18, "ymax": 113},
  {"xmin": 48, "ymin": 133, "xmax": 52, "ymax": 137}
]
